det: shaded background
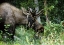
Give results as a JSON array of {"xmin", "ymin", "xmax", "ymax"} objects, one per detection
[{"xmin": 0, "ymin": 0, "xmax": 64, "ymax": 24}]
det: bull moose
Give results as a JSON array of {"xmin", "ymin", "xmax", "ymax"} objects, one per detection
[
  {"xmin": 27, "ymin": 8, "xmax": 44, "ymax": 37},
  {"xmin": 0, "ymin": 3, "xmax": 44, "ymax": 40}
]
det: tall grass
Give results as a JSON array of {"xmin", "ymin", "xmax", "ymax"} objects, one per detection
[{"xmin": 0, "ymin": 22, "xmax": 64, "ymax": 45}]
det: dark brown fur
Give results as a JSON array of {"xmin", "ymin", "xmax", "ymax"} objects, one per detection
[{"xmin": 27, "ymin": 8, "xmax": 44, "ymax": 37}]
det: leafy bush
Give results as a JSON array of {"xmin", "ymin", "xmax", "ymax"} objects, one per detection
[{"xmin": 44, "ymin": 21, "xmax": 64, "ymax": 37}]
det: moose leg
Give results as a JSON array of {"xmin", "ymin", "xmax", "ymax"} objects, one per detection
[
  {"xmin": 3, "ymin": 18, "xmax": 15, "ymax": 40},
  {"xmin": 4, "ymin": 24, "xmax": 15, "ymax": 40}
]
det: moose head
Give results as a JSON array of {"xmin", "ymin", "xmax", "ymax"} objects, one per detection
[{"xmin": 27, "ymin": 7, "xmax": 44, "ymax": 37}]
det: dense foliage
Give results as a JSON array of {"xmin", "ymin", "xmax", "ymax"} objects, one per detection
[
  {"xmin": 0, "ymin": 22, "xmax": 64, "ymax": 45},
  {"xmin": 0, "ymin": 0, "xmax": 64, "ymax": 45}
]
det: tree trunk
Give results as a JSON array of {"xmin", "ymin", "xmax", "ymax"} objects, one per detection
[
  {"xmin": 44, "ymin": 0, "xmax": 50, "ymax": 25},
  {"xmin": 34, "ymin": 0, "xmax": 41, "ymax": 24}
]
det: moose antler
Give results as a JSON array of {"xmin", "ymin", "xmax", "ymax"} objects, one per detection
[
  {"xmin": 27, "ymin": 7, "xmax": 32, "ymax": 13},
  {"xmin": 27, "ymin": 7, "xmax": 44, "ymax": 17},
  {"xmin": 21, "ymin": 7, "xmax": 30, "ymax": 16},
  {"xmin": 36, "ymin": 9, "xmax": 44, "ymax": 16}
]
